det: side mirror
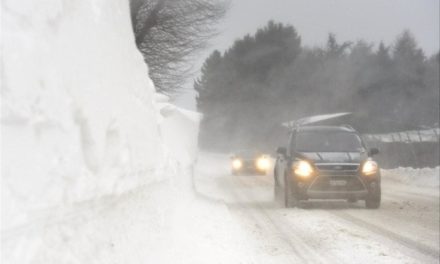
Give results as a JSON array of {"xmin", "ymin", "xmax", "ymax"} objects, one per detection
[
  {"xmin": 276, "ymin": 147, "xmax": 287, "ymax": 156},
  {"xmin": 368, "ymin": 147, "xmax": 379, "ymax": 156}
]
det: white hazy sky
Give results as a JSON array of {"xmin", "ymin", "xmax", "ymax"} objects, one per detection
[{"xmin": 174, "ymin": 0, "xmax": 439, "ymax": 110}]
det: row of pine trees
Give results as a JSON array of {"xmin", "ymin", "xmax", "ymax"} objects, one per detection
[{"xmin": 195, "ymin": 21, "xmax": 439, "ymax": 151}]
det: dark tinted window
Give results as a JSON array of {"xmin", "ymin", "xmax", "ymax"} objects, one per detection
[{"xmin": 293, "ymin": 131, "xmax": 364, "ymax": 152}]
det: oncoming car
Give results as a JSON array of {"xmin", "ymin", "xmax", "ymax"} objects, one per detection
[
  {"xmin": 230, "ymin": 150, "xmax": 271, "ymax": 175},
  {"xmin": 274, "ymin": 125, "xmax": 381, "ymax": 209}
]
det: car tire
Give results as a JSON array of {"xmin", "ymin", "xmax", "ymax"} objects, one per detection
[
  {"xmin": 274, "ymin": 167, "xmax": 282, "ymax": 202},
  {"xmin": 365, "ymin": 183, "xmax": 381, "ymax": 209},
  {"xmin": 274, "ymin": 184, "xmax": 282, "ymax": 202},
  {"xmin": 284, "ymin": 173, "xmax": 298, "ymax": 208}
]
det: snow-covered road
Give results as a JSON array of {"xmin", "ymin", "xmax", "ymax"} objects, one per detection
[
  {"xmin": 3, "ymin": 152, "xmax": 438, "ymax": 263},
  {"xmin": 195, "ymin": 153, "xmax": 440, "ymax": 263}
]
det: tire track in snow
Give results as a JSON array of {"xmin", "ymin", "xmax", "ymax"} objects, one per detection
[
  {"xmin": 227, "ymin": 175, "xmax": 343, "ymax": 264},
  {"xmin": 224, "ymin": 178, "xmax": 306, "ymax": 263},
  {"xmin": 243, "ymin": 174, "xmax": 438, "ymax": 263},
  {"xmin": 329, "ymin": 211, "xmax": 440, "ymax": 260},
  {"xmin": 194, "ymin": 154, "xmax": 438, "ymax": 263}
]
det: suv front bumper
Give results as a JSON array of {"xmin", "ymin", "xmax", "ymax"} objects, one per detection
[
  {"xmin": 306, "ymin": 189, "xmax": 369, "ymax": 199},
  {"xmin": 291, "ymin": 168, "xmax": 380, "ymax": 200}
]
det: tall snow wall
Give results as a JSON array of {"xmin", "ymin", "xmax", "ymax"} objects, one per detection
[{"xmin": 1, "ymin": 0, "xmax": 199, "ymax": 232}]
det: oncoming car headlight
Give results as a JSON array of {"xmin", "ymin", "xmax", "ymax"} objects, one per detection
[
  {"xmin": 256, "ymin": 157, "xmax": 270, "ymax": 171},
  {"xmin": 293, "ymin": 160, "xmax": 314, "ymax": 178},
  {"xmin": 362, "ymin": 160, "xmax": 378, "ymax": 176},
  {"xmin": 232, "ymin": 159, "xmax": 243, "ymax": 170}
]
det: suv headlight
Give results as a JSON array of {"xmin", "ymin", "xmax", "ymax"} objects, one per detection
[
  {"xmin": 362, "ymin": 160, "xmax": 378, "ymax": 176},
  {"xmin": 293, "ymin": 160, "xmax": 314, "ymax": 178},
  {"xmin": 256, "ymin": 157, "xmax": 270, "ymax": 171}
]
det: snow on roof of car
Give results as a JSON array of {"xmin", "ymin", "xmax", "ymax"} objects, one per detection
[{"xmin": 296, "ymin": 125, "xmax": 357, "ymax": 133}]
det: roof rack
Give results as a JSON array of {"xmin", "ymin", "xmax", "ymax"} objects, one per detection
[{"xmin": 340, "ymin": 124, "xmax": 355, "ymax": 131}]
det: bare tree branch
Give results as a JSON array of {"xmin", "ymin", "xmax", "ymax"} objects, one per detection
[{"xmin": 130, "ymin": 0, "xmax": 228, "ymax": 95}]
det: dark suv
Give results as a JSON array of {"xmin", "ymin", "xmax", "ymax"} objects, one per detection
[{"xmin": 274, "ymin": 125, "xmax": 381, "ymax": 209}]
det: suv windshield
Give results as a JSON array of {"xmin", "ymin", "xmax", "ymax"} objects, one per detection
[
  {"xmin": 293, "ymin": 131, "xmax": 364, "ymax": 152},
  {"xmin": 236, "ymin": 150, "xmax": 261, "ymax": 158}
]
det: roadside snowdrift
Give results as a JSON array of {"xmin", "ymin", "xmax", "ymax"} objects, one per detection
[
  {"xmin": 1, "ymin": 0, "xmax": 164, "ymax": 228},
  {"xmin": 382, "ymin": 167, "xmax": 439, "ymax": 188}
]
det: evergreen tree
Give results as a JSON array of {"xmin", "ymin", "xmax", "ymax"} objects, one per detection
[{"xmin": 195, "ymin": 23, "xmax": 438, "ymax": 151}]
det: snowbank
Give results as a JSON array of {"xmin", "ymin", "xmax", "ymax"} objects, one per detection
[
  {"xmin": 0, "ymin": 0, "xmax": 215, "ymax": 262},
  {"xmin": 364, "ymin": 128, "xmax": 440, "ymax": 143},
  {"xmin": 382, "ymin": 167, "xmax": 439, "ymax": 188},
  {"xmin": 1, "ymin": 0, "xmax": 198, "ymax": 256},
  {"xmin": 156, "ymin": 97, "xmax": 201, "ymax": 167},
  {"xmin": 1, "ymin": 0, "xmax": 167, "ymax": 230},
  {"xmin": 1, "ymin": 0, "xmax": 207, "ymax": 262}
]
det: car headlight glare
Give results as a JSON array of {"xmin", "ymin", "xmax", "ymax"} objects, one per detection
[
  {"xmin": 362, "ymin": 160, "xmax": 378, "ymax": 176},
  {"xmin": 293, "ymin": 160, "xmax": 314, "ymax": 178},
  {"xmin": 232, "ymin": 159, "xmax": 243, "ymax": 170},
  {"xmin": 256, "ymin": 157, "xmax": 270, "ymax": 171}
]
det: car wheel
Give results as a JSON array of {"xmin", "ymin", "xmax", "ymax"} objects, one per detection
[
  {"xmin": 284, "ymin": 173, "xmax": 298, "ymax": 208},
  {"xmin": 274, "ymin": 183, "xmax": 282, "ymax": 202},
  {"xmin": 274, "ymin": 168, "xmax": 282, "ymax": 201},
  {"xmin": 365, "ymin": 182, "xmax": 381, "ymax": 209}
]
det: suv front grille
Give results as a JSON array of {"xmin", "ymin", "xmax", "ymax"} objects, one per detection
[
  {"xmin": 315, "ymin": 164, "xmax": 359, "ymax": 171},
  {"xmin": 315, "ymin": 163, "xmax": 359, "ymax": 177},
  {"xmin": 243, "ymin": 159, "xmax": 255, "ymax": 168},
  {"xmin": 309, "ymin": 163, "xmax": 365, "ymax": 192}
]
